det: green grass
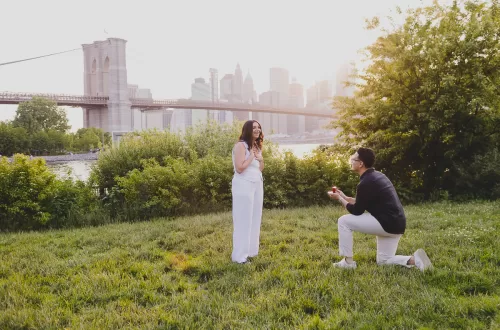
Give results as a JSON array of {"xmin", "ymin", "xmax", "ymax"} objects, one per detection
[{"xmin": 1, "ymin": 201, "xmax": 499, "ymax": 329}]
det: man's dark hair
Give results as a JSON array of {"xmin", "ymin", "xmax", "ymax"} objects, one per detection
[{"xmin": 357, "ymin": 147, "xmax": 375, "ymax": 168}]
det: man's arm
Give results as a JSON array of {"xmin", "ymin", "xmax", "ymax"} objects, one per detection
[
  {"xmin": 338, "ymin": 190, "xmax": 355, "ymax": 204},
  {"xmin": 345, "ymin": 184, "xmax": 369, "ymax": 215},
  {"xmin": 327, "ymin": 191, "xmax": 355, "ymax": 210},
  {"xmin": 337, "ymin": 195, "xmax": 350, "ymax": 209}
]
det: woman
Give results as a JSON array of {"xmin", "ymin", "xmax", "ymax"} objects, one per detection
[{"xmin": 231, "ymin": 120, "xmax": 265, "ymax": 263}]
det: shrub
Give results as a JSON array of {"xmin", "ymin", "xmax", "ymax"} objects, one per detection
[
  {"xmin": 0, "ymin": 154, "xmax": 100, "ymax": 231},
  {"xmin": 101, "ymin": 138, "xmax": 358, "ymax": 219},
  {"xmin": 90, "ymin": 121, "xmax": 241, "ymax": 191}
]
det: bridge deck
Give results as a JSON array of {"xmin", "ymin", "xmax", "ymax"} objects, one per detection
[{"xmin": 0, "ymin": 92, "xmax": 334, "ymax": 117}]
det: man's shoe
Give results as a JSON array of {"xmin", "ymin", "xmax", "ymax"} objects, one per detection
[
  {"xmin": 414, "ymin": 249, "xmax": 432, "ymax": 271},
  {"xmin": 333, "ymin": 258, "xmax": 357, "ymax": 269}
]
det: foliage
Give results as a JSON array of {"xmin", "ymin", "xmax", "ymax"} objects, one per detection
[
  {"xmin": 112, "ymin": 156, "xmax": 234, "ymax": 220},
  {"xmin": 0, "ymin": 120, "xmax": 361, "ymax": 229},
  {"xmin": 72, "ymin": 127, "xmax": 111, "ymax": 151},
  {"xmin": 0, "ymin": 122, "xmax": 29, "ymax": 156},
  {"xmin": 331, "ymin": 0, "xmax": 500, "ymax": 199},
  {"xmin": 453, "ymin": 147, "xmax": 500, "ymax": 200},
  {"xmin": 99, "ymin": 143, "xmax": 358, "ymax": 220},
  {"xmin": 262, "ymin": 149, "xmax": 358, "ymax": 208},
  {"xmin": 90, "ymin": 121, "xmax": 241, "ymax": 191},
  {"xmin": 0, "ymin": 121, "xmax": 110, "ymax": 156},
  {"xmin": 90, "ymin": 130, "xmax": 191, "ymax": 191},
  {"xmin": 12, "ymin": 97, "xmax": 70, "ymax": 134},
  {"xmin": 0, "ymin": 98, "xmax": 112, "ymax": 155},
  {"xmin": 88, "ymin": 119, "xmax": 358, "ymax": 219},
  {"xmin": 0, "ymin": 154, "xmax": 100, "ymax": 231},
  {"xmin": 30, "ymin": 129, "xmax": 69, "ymax": 155}
]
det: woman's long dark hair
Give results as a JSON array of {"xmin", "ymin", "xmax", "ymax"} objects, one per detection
[{"xmin": 239, "ymin": 120, "xmax": 264, "ymax": 151}]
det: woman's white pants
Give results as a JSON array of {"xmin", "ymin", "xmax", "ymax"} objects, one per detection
[
  {"xmin": 231, "ymin": 177, "xmax": 264, "ymax": 263},
  {"xmin": 338, "ymin": 213, "xmax": 411, "ymax": 266}
]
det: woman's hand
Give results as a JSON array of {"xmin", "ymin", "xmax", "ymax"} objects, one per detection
[{"xmin": 254, "ymin": 151, "xmax": 263, "ymax": 163}]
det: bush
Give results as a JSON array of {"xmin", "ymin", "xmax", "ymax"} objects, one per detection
[
  {"xmin": 452, "ymin": 148, "xmax": 500, "ymax": 200},
  {"xmin": 0, "ymin": 154, "xmax": 100, "ymax": 231},
  {"xmin": 263, "ymin": 149, "xmax": 358, "ymax": 208},
  {"xmin": 90, "ymin": 121, "xmax": 241, "ymax": 191},
  {"xmin": 111, "ymin": 156, "xmax": 234, "ymax": 219},
  {"xmin": 0, "ymin": 123, "xmax": 30, "ymax": 156},
  {"xmin": 95, "ymin": 128, "xmax": 359, "ymax": 220}
]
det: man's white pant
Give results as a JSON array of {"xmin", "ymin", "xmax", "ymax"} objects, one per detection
[
  {"xmin": 338, "ymin": 213, "xmax": 411, "ymax": 266},
  {"xmin": 231, "ymin": 177, "xmax": 264, "ymax": 263}
]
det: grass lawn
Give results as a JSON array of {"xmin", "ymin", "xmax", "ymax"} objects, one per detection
[{"xmin": 0, "ymin": 201, "xmax": 499, "ymax": 329}]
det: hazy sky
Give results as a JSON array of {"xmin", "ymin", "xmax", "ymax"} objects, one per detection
[{"xmin": 0, "ymin": 0, "xmax": 435, "ymax": 131}]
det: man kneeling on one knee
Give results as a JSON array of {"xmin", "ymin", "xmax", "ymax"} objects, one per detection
[{"xmin": 327, "ymin": 147, "xmax": 432, "ymax": 271}]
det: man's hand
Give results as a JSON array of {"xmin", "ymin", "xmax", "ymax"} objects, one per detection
[
  {"xmin": 327, "ymin": 191, "xmax": 341, "ymax": 200},
  {"xmin": 328, "ymin": 190, "xmax": 350, "ymax": 209},
  {"xmin": 336, "ymin": 189, "xmax": 346, "ymax": 198},
  {"xmin": 337, "ymin": 189, "xmax": 356, "ymax": 204}
]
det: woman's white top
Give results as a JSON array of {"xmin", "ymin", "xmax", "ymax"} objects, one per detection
[{"xmin": 232, "ymin": 141, "xmax": 263, "ymax": 182}]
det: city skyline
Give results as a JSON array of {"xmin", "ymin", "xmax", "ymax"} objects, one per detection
[{"xmin": 0, "ymin": 0, "xmax": 440, "ymax": 130}]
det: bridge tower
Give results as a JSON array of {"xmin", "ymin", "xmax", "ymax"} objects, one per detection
[{"xmin": 82, "ymin": 38, "xmax": 132, "ymax": 134}]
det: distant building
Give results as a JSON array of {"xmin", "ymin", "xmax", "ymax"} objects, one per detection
[
  {"xmin": 269, "ymin": 67, "xmax": 290, "ymax": 134},
  {"xmin": 190, "ymin": 77, "xmax": 210, "ymax": 126},
  {"xmin": 209, "ymin": 68, "xmax": 220, "ymax": 122},
  {"xmin": 257, "ymin": 91, "xmax": 280, "ymax": 135},
  {"xmin": 232, "ymin": 64, "xmax": 249, "ymax": 121},
  {"xmin": 336, "ymin": 62, "xmax": 356, "ymax": 97},
  {"xmin": 288, "ymin": 78, "xmax": 305, "ymax": 135},
  {"xmin": 219, "ymin": 73, "xmax": 235, "ymax": 123}
]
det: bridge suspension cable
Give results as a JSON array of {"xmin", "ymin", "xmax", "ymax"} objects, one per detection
[
  {"xmin": 0, "ymin": 48, "xmax": 80, "ymax": 67},
  {"xmin": 0, "ymin": 39, "xmax": 111, "ymax": 67}
]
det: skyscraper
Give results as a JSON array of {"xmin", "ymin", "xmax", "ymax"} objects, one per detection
[
  {"xmin": 220, "ymin": 74, "xmax": 233, "ymax": 100},
  {"xmin": 219, "ymin": 73, "xmax": 234, "ymax": 124},
  {"xmin": 233, "ymin": 71, "xmax": 255, "ymax": 122},
  {"xmin": 269, "ymin": 67, "xmax": 290, "ymax": 134},
  {"xmin": 336, "ymin": 62, "xmax": 356, "ymax": 97},
  {"xmin": 258, "ymin": 91, "xmax": 280, "ymax": 135},
  {"xmin": 233, "ymin": 63, "xmax": 243, "ymax": 101},
  {"xmin": 307, "ymin": 80, "xmax": 332, "ymax": 106},
  {"xmin": 305, "ymin": 80, "xmax": 333, "ymax": 133},
  {"xmin": 242, "ymin": 71, "xmax": 255, "ymax": 104},
  {"xmin": 289, "ymin": 78, "xmax": 304, "ymax": 108},
  {"xmin": 232, "ymin": 63, "xmax": 248, "ymax": 121},
  {"xmin": 209, "ymin": 68, "xmax": 219, "ymax": 122},
  {"xmin": 288, "ymin": 78, "xmax": 305, "ymax": 135},
  {"xmin": 190, "ymin": 77, "xmax": 210, "ymax": 126},
  {"xmin": 209, "ymin": 68, "xmax": 219, "ymax": 102},
  {"xmin": 270, "ymin": 67, "xmax": 290, "ymax": 106}
]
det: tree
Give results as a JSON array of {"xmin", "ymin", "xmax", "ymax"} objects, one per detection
[
  {"xmin": 0, "ymin": 122, "xmax": 30, "ymax": 156},
  {"xmin": 30, "ymin": 131, "xmax": 51, "ymax": 155},
  {"xmin": 74, "ymin": 127, "xmax": 111, "ymax": 151},
  {"xmin": 332, "ymin": 0, "xmax": 500, "ymax": 199},
  {"xmin": 12, "ymin": 97, "xmax": 70, "ymax": 135}
]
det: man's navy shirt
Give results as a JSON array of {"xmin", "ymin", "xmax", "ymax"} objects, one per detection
[{"xmin": 346, "ymin": 168, "xmax": 406, "ymax": 234}]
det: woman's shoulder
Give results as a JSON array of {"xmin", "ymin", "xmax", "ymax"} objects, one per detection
[{"xmin": 234, "ymin": 141, "xmax": 247, "ymax": 150}]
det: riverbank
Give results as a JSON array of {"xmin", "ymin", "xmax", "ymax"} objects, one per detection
[{"xmin": 7, "ymin": 153, "xmax": 99, "ymax": 163}]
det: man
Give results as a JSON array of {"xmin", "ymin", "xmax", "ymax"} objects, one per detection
[{"xmin": 327, "ymin": 147, "xmax": 432, "ymax": 271}]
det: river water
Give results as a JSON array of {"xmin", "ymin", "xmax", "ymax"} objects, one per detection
[{"xmin": 47, "ymin": 144, "xmax": 326, "ymax": 182}]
